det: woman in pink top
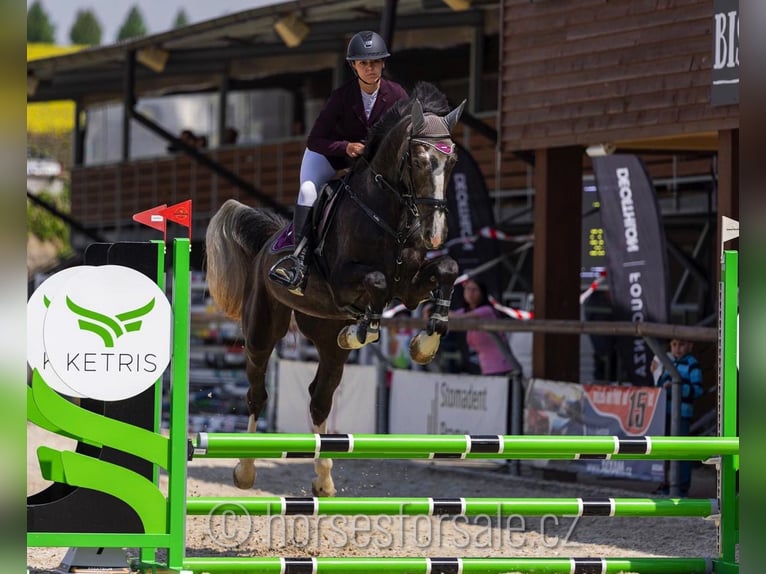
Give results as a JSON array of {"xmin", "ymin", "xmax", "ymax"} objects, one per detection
[{"xmin": 451, "ymin": 279, "xmax": 522, "ymax": 376}]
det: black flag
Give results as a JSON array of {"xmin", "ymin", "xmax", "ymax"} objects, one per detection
[
  {"xmin": 446, "ymin": 142, "xmax": 504, "ymax": 298},
  {"xmin": 592, "ymin": 155, "xmax": 670, "ymax": 386}
]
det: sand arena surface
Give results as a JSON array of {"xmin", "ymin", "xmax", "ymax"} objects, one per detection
[{"xmin": 27, "ymin": 422, "xmax": 718, "ymax": 573}]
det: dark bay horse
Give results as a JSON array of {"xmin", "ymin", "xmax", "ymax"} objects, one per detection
[{"xmin": 205, "ymin": 83, "xmax": 465, "ymax": 496}]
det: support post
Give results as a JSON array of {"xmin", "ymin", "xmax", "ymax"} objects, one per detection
[
  {"xmin": 717, "ymin": 250, "xmax": 739, "ymax": 571},
  {"xmin": 122, "ymin": 50, "xmax": 136, "ymax": 162},
  {"xmin": 166, "ymin": 239, "xmax": 192, "ymax": 570}
]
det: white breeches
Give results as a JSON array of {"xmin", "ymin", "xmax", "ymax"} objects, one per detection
[{"xmin": 298, "ymin": 149, "xmax": 337, "ymax": 207}]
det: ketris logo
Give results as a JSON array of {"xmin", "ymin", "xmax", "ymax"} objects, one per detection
[
  {"xmin": 66, "ymin": 295, "xmax": 156, "ymax": 347},
  {"xmin": 40, "ymin": 265, "xmax": 172, "ymax": 402}
]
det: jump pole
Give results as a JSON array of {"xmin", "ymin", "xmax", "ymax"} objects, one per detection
[
  {"xmin": 192, "ymin": 432, "xmax": 737, "ymax": 459},
  {"xmin": 187, "ymin": 496, "xmax": 718, "ymax": 518},
  {"xmin": 181, "ymin": 556, "xmax": 713, "ymax": 574}
]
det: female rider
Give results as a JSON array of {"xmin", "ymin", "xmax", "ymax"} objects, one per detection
[{"xmin": 269, "ymin": 30, "xmax": 409, "ymax": 295}]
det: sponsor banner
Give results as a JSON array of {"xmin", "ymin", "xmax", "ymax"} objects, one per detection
[
  {"xmin": 447, "ymin": 142, "xmax": 504, "ymax": 299},
  {"xmin": 525, "ymin": 379, "xmax": 665, "ymax": 481},
  {"xmin": 389, "ymin": 370, "xmax": 508, "ymax": 435},
  {"xmin": 276, "ymin": 360, "xmax": 377, "ymax": 433},
  {"xmin": 712, "ymin": 0, "xmax": 739, "ymax": 106},
  {"xmin": 592, "ymin": 155, "xmax": 670, "ymax": 386}
]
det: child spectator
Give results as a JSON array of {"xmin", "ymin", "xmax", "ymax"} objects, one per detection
[{"xmin": 653, "ymin": 338, "xmax": 704, "ymax": 496}]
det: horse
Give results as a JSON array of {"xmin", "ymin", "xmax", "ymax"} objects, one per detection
[{"xmin": 205, "ymin": 82, "xmax": 465, "ymax": 496}]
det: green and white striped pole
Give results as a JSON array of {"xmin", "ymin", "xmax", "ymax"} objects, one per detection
[{"xmin": 181, "ymin": 555, "xmax": 712, "ymax": 574}]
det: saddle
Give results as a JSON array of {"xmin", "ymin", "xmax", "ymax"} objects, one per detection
[{"xmin": 271, "ymin": 175, "xmax": 349, "ymax": 257}]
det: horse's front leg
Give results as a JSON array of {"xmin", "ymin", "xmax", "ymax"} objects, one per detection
[
  {"xmin": 409, "ymin": 256, "xmax": 459, "ymax": 364},
  {"xmin": 337, "ymin": 270, "xmax": 388, "ymax": 350}
]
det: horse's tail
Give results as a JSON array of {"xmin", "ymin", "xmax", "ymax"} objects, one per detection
[{"xmin": 205, "ymin": 199, "xmax": 286, "ymax": 320}]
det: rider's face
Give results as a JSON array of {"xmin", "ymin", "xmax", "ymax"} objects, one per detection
[{"xmin": 352, "ymin": 59, "xmax": 384, "ymax": 83}]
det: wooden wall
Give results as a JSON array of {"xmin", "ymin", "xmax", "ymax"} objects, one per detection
[
  {"xmin": 500, "ymin": 0, "xmax": 739, "ymax": 151},
  {"xmin": 70, "ymin": 115, "xmax": 718, "ymax": 240},
  {"xmin": 70, "ymin": 120, "xmax": 511, "ymax": 239}
]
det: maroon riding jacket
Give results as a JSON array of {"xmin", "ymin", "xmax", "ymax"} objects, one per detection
[{"xmin": 306, "ymin": 77, "xmax": 409, "ymax": 171}]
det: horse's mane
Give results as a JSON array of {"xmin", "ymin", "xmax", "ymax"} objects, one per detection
[{"xmin": 361, "ymin": 82, "xmax": 451, "ymax": 163}]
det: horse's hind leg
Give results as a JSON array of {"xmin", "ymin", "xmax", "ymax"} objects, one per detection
[
  {"xmin": 312, "ymin": 420, "xmax": 336, "ymax": 497},
  {"xmin": 295, "ymin": 314, "xmax": 352, "ymax": 497},
  {"xmin": 234, "ymin": 293, "xmax": 292, "ymax": 490}
]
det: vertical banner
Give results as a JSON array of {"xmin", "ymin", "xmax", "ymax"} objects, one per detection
[
  {"xmin": 592, "ymin": 155, "xmax": 670, "ymax": 386},
  {"xmin": 446, "ymin": 142, "xmax": 504, "ymax": 299}
]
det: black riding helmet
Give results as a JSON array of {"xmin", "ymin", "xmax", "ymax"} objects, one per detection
[{"xmin": 346, "ymin": 31, "xmax": 390, "ymax": 61}]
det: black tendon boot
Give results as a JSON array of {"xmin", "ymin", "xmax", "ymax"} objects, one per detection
[{"xmin": 268, "ymin": 204, "xmax": 313, "ymax": 295}]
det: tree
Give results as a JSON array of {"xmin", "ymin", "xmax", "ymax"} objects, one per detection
[
  {"xmin": 27, "ymin": 0, "xmax": 56, "ymax": 43},
  {"xmin": 69, "ymin": 9, "xmax": 102, "ymax": 46},
  {"xmin": 116, "ymin": 5, "xmax": 148, "ymax": 42},
  {"xmin": 173, "ymin": 8, "xmax": 189, "ymax": 29}
]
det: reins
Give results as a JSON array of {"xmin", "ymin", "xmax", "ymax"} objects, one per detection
[{"xmin": 345, "ymin": 121, "xmax": 454, "ymax": 281}]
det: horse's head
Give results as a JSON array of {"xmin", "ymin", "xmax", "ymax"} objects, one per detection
[{"xmin": 405, "ymin": 98, "xmax": 465, "ymax": 249}]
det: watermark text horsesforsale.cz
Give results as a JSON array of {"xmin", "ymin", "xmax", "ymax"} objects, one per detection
[{"xmin": 202, "ymin": 504, "xmax": 583, "ymax": 551}]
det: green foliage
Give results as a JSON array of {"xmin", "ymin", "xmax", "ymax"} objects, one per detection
[
  {"xmin": 27, "ymin": 0, "xmax": 55, "ymax": 43},
  {"xmin": 116, "ymin": 5, "xmax": 147, "ymax": 41},
  {"xmin": 69, "ymin": 9, "xmax": 102, "ymax": 46},
  {"xmin": 173, "ymin": 8, "xmax": 189, "ymax": 29},
  {"xmin": 27, "ymin": 186, "xmax": 73, "ymax": 259}
]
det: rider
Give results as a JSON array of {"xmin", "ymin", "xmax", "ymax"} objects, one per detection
[{"xmin": 269, "ymin": 30, "xmax": 409, "ymax": 296}]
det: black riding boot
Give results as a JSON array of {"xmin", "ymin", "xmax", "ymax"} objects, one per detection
[{"xmin": 268, "ymin": 204, "xmax": 313, "ymax": 295}]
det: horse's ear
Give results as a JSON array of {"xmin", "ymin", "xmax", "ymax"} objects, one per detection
[
  {"xmin": 445, "ymin": 99, "xmax": 466, "ymax": 132},
  {"xmin": 410, "ymin": 99, "xmax": 425, "ymax": 136}
]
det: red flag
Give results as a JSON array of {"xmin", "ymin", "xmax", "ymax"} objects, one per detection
[
  {"xmin": 160, "ymin": 200, "xmax": 193, "ymax": 239},
  {"xmin": 132, "ymin": 204, "xmax": 167, "ymax": 233}
]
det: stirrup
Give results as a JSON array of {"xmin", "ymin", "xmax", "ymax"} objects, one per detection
[{"xmin": 268, "ymin": 255, "xmax": 303, "ymax": 289}]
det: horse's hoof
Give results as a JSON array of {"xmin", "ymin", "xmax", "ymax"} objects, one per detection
[
  {"xmin": 337, "ymin": 327, "xmax": 361, "ymax": 350},
  {"xmin": 312, "ymin": 479, "xmax": 337, "ymax": 497},
  {"xmin": 409, "ymin": 331, "xmax": 441, "ymax": 365},
  {"xmin": 233, "ymin": 463, "xmax": 256, "ymax": 490}
]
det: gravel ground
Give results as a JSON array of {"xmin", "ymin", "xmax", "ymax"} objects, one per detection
[{"xmin": 27, "ymin": 422, "xmax": 719, "ymax": 573}]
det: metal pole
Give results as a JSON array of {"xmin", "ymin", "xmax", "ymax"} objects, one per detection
[
  {"xmin": 122, "ymin": 50, "xmax": 136, "ymax": 162},
  {"xmin": 508, "ymin": 372, "xmax": 523, "ymax": 476},
  {"xmin": 217, "ymin": 71, "xmax": 230, "ymax": 147},
  {"xmin": 380, "ymin": 0, "xmax": 399, "ymax": 51},
  {"xmin": 644, "ymin": 335, "xmax": 682, "ymax": 497}
]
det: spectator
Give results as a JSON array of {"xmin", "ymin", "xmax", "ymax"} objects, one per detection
[
  {"xmin": 653, "ymin": 338, "xmax": 704, "ymax": 496},
  {"xmin": 167, "ymin": 129, "xmax": 198, "ymax": 153},
  {"xmin": 450, "ymin": 279, "xmax": 522, "ymax": 377}
]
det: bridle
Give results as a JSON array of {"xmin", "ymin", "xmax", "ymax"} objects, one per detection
[{"xmin": 346, "ymin": 113, "xmax": 456, "ymax": 281}]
